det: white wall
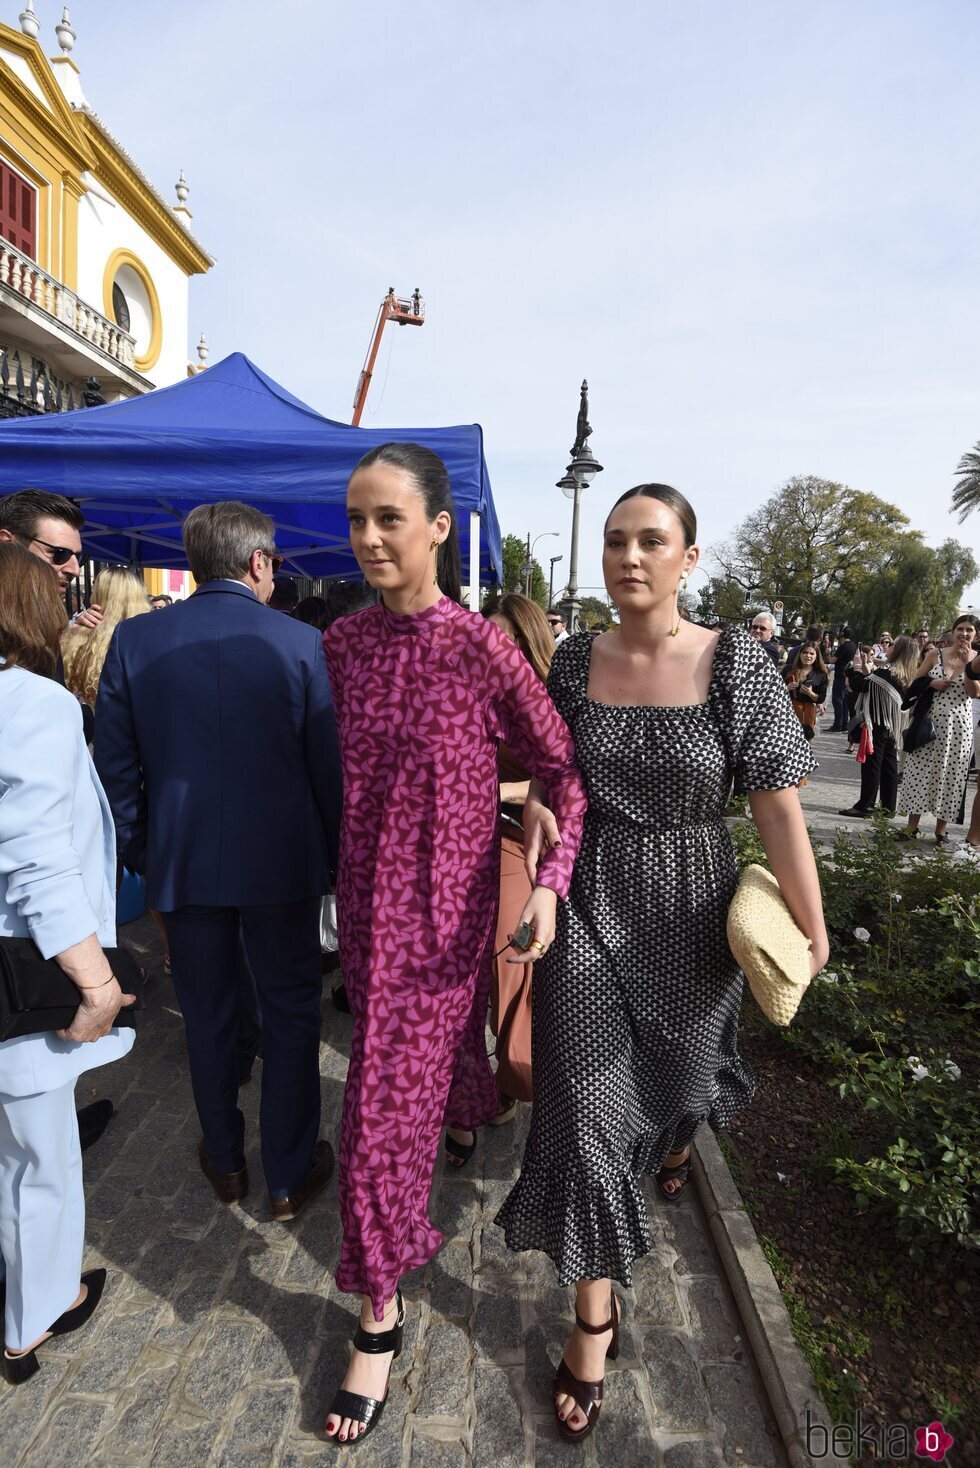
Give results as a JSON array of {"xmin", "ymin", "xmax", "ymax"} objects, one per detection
[{"xmin": 76, "ymin": 184, "xmax": 190, "ymax": 388}]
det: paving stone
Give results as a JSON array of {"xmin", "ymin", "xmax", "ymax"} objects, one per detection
[
  {"xmin": 632, "ymin": 1248, "xmax": 686, "ymax": 1327},
  {"xmin": 150, "ymin": 1415, "xmax": 223, "ymax": 1466},
  {"xmin": 594, "ymin": 1369, "xmax": 658, "ymax": 1466},
  {"xmin": 433, "ymin": 1178, "xmax": 480, "ymax": 1243},
  {"xmin": 182, "ymin": 1318, "xmax": 259, "ymax": 1415},
  {"xmin": 407, "ymin": 1431, "xmax": 468, "ymax": 1467},
  {"xmin": 663, "ymin": 1440, "xmax": 726, "ymax": 1467},
  {"xmin": 222, "ymin": 1382, "xmax": 298, "ymax": 1458},
  {"xmin": 472, "ymin": 1366, "xmax": 527, "ymax": 1468},
  {"xmin": 134, "ymin": 1227, "xmax": 200, "ymax": 1299},
  {"xmin": 416, "ymin": 1321, "xmax": 471, "ymax": 1418},
  {"xmin": 151, "ymin": 1267, "xmax": 228, "ymax": 1351},
  {"xmin": 472, "ymin": 1286, "xmax": 522, "ymax": 1363},
  {"xmin": 296, "ymin": 1331, "xmax": 351, "ymax": 1432},
  {"xmin": 0, "ymin": 1355, "xmax": 70, "ymax": 1457},
  {"xmin": 251, "ymin": 1289, "xmax": 325, "ymax": 1380},
  {"xmin": 660, "ymin": 1201, "xmax": 723, "ymax": 1277},
  {"xmin": 30, "ymin": 1401, "xmax": 109, "ymax": 1468},
  {"xmin": 98, "ymin": 1359, "xmax": 181, "ymax": 1460},
  {"xmin": 68, "ymin": 1303, "xmax": 162, "ymax": 1394},
  {"xmin": 642, "ymin": 1330, "xmax": 713, "ymax": 1432},
  {"xmin": 702, "ymin": 1363, "xmax": 784, "ymax": 1467},
  {"xmin": 531, "ymin": 1418, "xmax": 600, "ymax": 1465},
  {"xmin": 430, "ymin": 1241, "xmax": 474, "ymax": 1321},
  {"xmin": 685, "ymin": 1276, "xmax": 743, "ymax": 1362}
]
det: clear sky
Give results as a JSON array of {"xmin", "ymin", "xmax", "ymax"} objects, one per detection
[{"xmin": 47, "ymin": 1, "xmax": 980, "ymax": 607}]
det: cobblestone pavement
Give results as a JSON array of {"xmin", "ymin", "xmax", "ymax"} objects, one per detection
[{"xmin": 7, "ymin": 731, "xmax": 966, "ymax": 1468}]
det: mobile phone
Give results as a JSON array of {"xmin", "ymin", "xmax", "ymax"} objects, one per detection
[{"xmin": 511, "ymin": 921, "xmax": 533, "ymax": 951}]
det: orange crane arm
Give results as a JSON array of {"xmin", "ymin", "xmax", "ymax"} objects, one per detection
[{"xmin": 351, "ymin": 288, "xmax": 424, "ymax": 426}]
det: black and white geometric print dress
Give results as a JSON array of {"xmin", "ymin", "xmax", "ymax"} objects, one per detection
[{"xmin": 496, "ymin": 626, "xmax": 812, "ymax": 1287}]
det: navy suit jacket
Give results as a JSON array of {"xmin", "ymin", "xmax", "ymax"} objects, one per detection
[{"xmin": 95, "ymin": 580, "xmax": 341, "ymax": 912}]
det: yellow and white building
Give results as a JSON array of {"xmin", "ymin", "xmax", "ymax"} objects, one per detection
[{"xmin": 0, "ymin": 3, "xmax": 213, "ymax": 596}]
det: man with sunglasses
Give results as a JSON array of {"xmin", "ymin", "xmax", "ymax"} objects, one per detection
[
  {"xmin": 95, "ymin": 500, "xmax": 341, "ymax": 1221},
  {"xmin": 546, "ymin": 609, "xmax": 568, "ymax": 645},
  {"xmin": 0, "ymin": 489, "xmax": 106, "ymax": 631}
]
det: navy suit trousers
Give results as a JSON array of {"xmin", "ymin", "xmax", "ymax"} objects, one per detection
[{"xmin": 165, "ymin": 898, "xmax": 322, "ymax": 1193}]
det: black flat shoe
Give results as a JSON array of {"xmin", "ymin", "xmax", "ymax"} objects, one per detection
[
  {"xmin": 656, "ymin": 1147, "xmax": 692, "ymax": 1203},
  {"xmin": 326, "ymin": 1290, "xmax": 405, "ymax": 1446},
  {"xmin": 2, "ymin": 1268, "xmax": 107, "ymax": 1385},
  {"xmin": 838, "ymin": 806, "xmax": 872, "ymax": 818},
  {"xmin": 444, "ymin": 1130, "xmax": 477, "ymax": 1169},
  {"xmin": 76, "ymin": 1099, "xmax": 113, "ymax": 1152}
]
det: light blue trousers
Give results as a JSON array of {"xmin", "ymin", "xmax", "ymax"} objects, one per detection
[{"xmin": 0, "ymin": 1079, "xmax": 84, "ymax": 1352}]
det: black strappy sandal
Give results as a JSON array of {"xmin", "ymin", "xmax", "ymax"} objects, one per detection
[
  {"xmin": 656, "ymin": 1146, "xmax": 692, "ymax": 1203},
  {"xmin": 553, "ymin": 1289, "xmax": 622, "ymax": 1442},
  {"xmin": 325, "ymin": 1290, "xmax": 405, "ymax": 1446},
  {"xmin": 444, "ymin": 1129, "xmax": 477, "ymax": 1169}
]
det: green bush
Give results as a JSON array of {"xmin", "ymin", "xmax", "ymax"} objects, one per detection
[{"xmin": 728, "ymin": 814, "xmax": 980, "ymax": 1256}]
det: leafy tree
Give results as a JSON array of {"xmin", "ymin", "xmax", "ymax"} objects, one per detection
[
  {"xmin": 840, "ymin": 538, "xmax": 978, "ymax": 637},
  {"xmin": 952, "ymin": 442, "xmax": 980, "ymax": 523},
  {"xmin": 499, "ymin": 533, "xmax": 548, "ymax": 608},
  {"xmin": 578, "ymin": 595, "xmax": 614, "ymax": 629},
  {"xmin": 710, "ymin": 475, "xmax": 913, "ymax": 631},
  {"xmin": 695, "ymin": 576, "xmax": 748, "ymax": 625}
]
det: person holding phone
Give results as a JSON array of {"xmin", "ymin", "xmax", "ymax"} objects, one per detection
[
  {"xmin": 496, "ymin": 483, "xmax": 828, "ymax": 1445},
  {"xmin": 321, "ymin": 444, "xmax": 586, "ymax": 1446}
]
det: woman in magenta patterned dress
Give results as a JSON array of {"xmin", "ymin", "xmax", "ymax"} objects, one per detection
[{"xmin": 322, "ymin": 443, "xmax": 587, "ymax": 1446}]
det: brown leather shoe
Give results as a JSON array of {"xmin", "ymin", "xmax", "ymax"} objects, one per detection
[
  {"xmin": 269, "ymin": 1139, "xmax": 334, "ymax": 1221},
  {"xmin": 198, "ymin": 1140, "xmax": 249, "ymax": 1204}
]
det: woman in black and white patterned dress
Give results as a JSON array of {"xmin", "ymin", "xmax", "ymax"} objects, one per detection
[{"xmin": 496, "ymin": 484, "xmax": 829, "ymax": 1444}]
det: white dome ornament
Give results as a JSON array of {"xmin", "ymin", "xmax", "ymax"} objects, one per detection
[
  {"xmin": 197, "ymin": 333, "xmax": 208, "ymax": 370},
  {"xmin": 19, "ymin": 2, "xmax": 41, "ymax": 40},
  {"xmin": 175, "ymin": 170, "xmax": 189, "ymax": 206},
  {"xmin": 55, "ymin": 6, "xmax": 75, "ymax": 53}
]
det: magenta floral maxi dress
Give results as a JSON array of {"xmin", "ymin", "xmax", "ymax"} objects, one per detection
[{"xmin": 323, "ymin": 597, "xmax": 586, "ymax": 1319}]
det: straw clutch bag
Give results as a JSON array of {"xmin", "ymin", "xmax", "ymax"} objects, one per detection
[{"xmin": 727, "ymin": 863, "xmax": 812, "ymax": 1026}]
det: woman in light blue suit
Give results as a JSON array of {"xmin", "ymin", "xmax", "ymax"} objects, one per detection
[{"xmin": 0, "ymin": 544, "xmax": 135, "ymax": 1383}]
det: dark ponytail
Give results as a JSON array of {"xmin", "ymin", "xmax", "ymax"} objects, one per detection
[
  {"xmin": 351, "ymin": 442, "xmax": 463, "ymax": 604},
  {"xmin": 605, "ymin": 482, "xmax": 697, "ymax": 548}
]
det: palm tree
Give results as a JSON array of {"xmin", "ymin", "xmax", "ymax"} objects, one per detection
[{"xmin": 952, "ymin": 442, "xmax": 980, "ymax": 521}]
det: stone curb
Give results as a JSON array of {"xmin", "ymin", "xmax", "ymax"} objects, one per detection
[{"xmin": 692, "ymin": 1125, "xmax": 835, "ymax": 1468}]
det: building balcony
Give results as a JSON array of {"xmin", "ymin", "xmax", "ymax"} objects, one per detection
[{"xmin": 0, "ymin": 237, "xmax": 151, "ymax": 400}]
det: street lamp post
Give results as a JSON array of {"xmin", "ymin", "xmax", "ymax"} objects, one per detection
[
  {"xmin": 549, "ymin": 553, "xmax": 563, "ymax": 610},
  {"xmin": 523, "ymin": 531, "xmax": 559, "ymax": 597},
  {"xmin": 558, "ymin": 380, "xmax": 603, "ymax": 633}
]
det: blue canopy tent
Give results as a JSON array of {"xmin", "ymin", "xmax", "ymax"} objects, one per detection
[{"xmin": 0, "ymin": 352, "xmax": 502, "ymax": 598}]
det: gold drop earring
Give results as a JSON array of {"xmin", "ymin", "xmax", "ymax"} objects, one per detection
[
  {"xmin": 431, "ymin": 541, "xmax": 439, "ymax": 587},
  {"xmin": 669, "ymin": 573, "xmax": 688, "ymax": 637}
]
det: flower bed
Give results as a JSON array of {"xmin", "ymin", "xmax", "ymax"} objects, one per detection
[{"xmin": 726, "ymin": 816, "xmax": 980, "ymax": 1456}]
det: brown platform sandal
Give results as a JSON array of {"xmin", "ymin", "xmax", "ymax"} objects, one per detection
[
  {"xmin": 552, "ymin": 1289, "xmax": 622, "ymax": 1442},
  {"xmin": 656, "ymin": 1145, "xmax": 691, "ymax": 1203}
]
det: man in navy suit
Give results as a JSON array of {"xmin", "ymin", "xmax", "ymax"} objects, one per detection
[{"xmin": 96, "ymin": 501, "xmax": 341, "ymax": 1218}]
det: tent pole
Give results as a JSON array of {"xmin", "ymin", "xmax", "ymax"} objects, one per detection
[{"xmin": 469, "ymin": 510, "xmax": 480, "ymax": 611}]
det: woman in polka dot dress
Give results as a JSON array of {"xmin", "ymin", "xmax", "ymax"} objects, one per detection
[
  {"xmin": 497, "ymin": 483, "xmax": 829, "ymax": 1444},
  {"xmin": 321, "ymin": 443, "xmax": 587, "ymax": 1447}
]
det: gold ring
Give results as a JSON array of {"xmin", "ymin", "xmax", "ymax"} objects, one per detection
[{"xmin": 530, "ymin": 939, "xmax": 546, "ymax": 953}]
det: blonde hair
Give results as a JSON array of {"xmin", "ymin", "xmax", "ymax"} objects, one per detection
[
  {"xmin": 62, "ymin": 566, "xmax": 150, "ymax": 704},
  {"xmin": 481, "ymin": 593, "xmax": 555, "ymax": 684},
  {"xmin": 887, "ymin": 634, "xmax": 920, "ymax": 692}
]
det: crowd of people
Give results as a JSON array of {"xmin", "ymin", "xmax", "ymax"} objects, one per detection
[{"xmin": 0, "ymin": 465, "xmax": 976, "ymax": 1445}]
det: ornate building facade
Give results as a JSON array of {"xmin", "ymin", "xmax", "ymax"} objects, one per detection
[{"xmin": 0, "ymin": 4, "xmax": 213, "ymax": 595}]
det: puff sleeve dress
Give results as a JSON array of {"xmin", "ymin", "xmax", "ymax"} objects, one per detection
[{"xmin": 496, "ymin": 627, "xmax": 811, "ymax": 1286}]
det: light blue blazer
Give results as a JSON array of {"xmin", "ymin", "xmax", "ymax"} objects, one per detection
[{"xmin": 0, "ymin": 666, "xmax": 134, "ymax": 1098}]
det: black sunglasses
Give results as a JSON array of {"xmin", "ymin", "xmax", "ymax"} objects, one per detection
[
  {"xmin": 260, "ymin": 548, "xmax": 284, "ymax": 573},
  {"xmin": 29, "ymin": 536, "xmax": 80, "ymax": 567}
]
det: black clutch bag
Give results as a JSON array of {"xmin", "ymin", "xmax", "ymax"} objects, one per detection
[{"xmin": 0, "ymin": 938, "xmax": 144, "ymax": 1041}]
